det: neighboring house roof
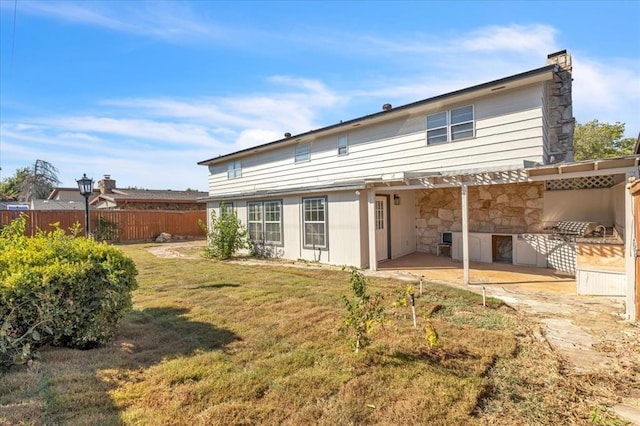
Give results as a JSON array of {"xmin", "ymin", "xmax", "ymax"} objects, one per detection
[
  {"xmin": 48, "ymin": 187, "xmax": 100, "ymax": 202},
  {"xmin": 90, "ymin": 189, "xmax": 208, "ymax": 205},
  {"xmin": 30, "ymin": 199, "xmax": 91, "ymax": 211},
  {"xmin": 198, "ymin": 63, "xmax": 557, "ymax": 166},
  {"xmin": 635, "ymin": 131, "xmax": 640, "ymax": 155}
]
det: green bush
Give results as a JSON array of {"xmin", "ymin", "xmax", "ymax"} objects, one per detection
[
  {"xmin": 199, "ymin": 204, "xmax": 249, "ymax": 260},
  {"xmin": 0, "ymin": 215, "xmax": 138, "ymax": 369}
]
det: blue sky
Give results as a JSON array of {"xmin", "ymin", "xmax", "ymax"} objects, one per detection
[{"xmin": 1, "ymin": 1, "xmax": 639, "ymax": 191}]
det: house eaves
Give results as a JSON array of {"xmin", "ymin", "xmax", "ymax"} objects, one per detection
[
  {"xmin": 198, "ymin": 181, "xmax": 367, "ymax": 202},
  {"xmin": 198, "ymin": 64, "xmax": 557, "ymax": 167}
]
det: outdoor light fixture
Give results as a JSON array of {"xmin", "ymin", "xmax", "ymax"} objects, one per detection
[
  {"xmin": 393, "ymin": 194, "xmax": 400, "ymax": 205},
  {"xmin": 76, "ymin": 173, "xmax": 94, "ymax": 238}
]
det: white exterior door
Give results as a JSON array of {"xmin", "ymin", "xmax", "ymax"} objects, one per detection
[{"xmin": 375, "ymin": 196, "xmax": 389, "ymax": 261}]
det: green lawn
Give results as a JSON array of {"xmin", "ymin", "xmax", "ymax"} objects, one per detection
[{"xmin": 0, "ymin": 243, "xmax": 625, "ymax": 425}]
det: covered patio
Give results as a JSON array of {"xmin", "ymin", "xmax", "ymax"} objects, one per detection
[{"xmin": 377, "ymin": 251, "xmax": 576, "ymax": 295}]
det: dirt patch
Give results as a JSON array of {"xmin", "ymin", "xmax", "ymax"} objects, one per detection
[{"xmin": 146, "ymin": 240, "xmax": 206, "ymax": 259}]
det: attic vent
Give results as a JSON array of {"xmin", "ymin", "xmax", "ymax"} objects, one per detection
[
  {"xmin": 545, "ymin": 175, "xmax": 615, "ymax": 191},
  {"xmin": 382, "ymin": 103, "xmax": 392, "ymax": 111},
  {"xmin": 284, "ymin": 132, "xmax": 292, "ymax": 138}
]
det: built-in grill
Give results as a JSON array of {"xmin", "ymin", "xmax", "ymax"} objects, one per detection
[
  {"xmin": 547, "ymin": 221, "xmax": 599, "ymax": 241},
  {"xmin": 553, "ymin": 221, "xmax": 598, "ymax": 236}
]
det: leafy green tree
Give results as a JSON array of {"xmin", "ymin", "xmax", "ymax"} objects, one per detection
[
  {"xmin": 0, "ymin": 167, "xmax": 29, "ymax": 201},
  {"xmin": 199, "ymin": 204, "xmax": 249, "ymax": 260},
  {"xmin": 574, "ymin": 120, "xmax": 636, "ymax": 161}
]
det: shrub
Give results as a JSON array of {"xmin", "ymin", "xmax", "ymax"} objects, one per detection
[
  {"xmin": 0, "ymin": 215, "xmax": 138, "ymax": 369},
  {"xmin": 93, "ymin": 215, "xmax": 120, "ymax": 242},
  {"xmin": 199, "ymin": 204, "xmax": 249, "ymax": 260},
  {"xmin": 341, "ymin": 268, "xmax": 386, "ymax": 352}
]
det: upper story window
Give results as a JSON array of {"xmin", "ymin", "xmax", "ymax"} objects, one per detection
[
  {"xmin": 337, "ymin": 135, "xmax": 348, "ymax": 156},
  {"xmin": 295, "ymin": 143, "xmax": 310, "ymax": 163},
  {"xmin": 227, "ymin": 160, "xmax": 242, "ymax": 179},
  {"xmin": 426, "ymin": 105, "xmax": 474, "ymax": 145}
]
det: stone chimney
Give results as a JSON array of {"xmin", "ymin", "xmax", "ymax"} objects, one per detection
[
  {"xmin": 544, "ymin": 50, "xmax": 575, "ymax": 164},
  {"xmin": 98, "ymin": 175, "xmax": 116, "ymax": 194}
]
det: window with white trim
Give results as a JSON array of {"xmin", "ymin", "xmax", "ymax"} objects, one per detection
[
  {"xmin": 303, "ymin": 196, "xmax": 327, "ymax": 249},
  {"xmin": 375, "ymin": 200, "xmax": 384, "ymax": 230},
  {"xmin": 247, "ymin": 200, "xmax": 282, "ymax": 244},
  {"xmin": 227, "ymin": 160, "xmax": 242, "ymax": 179},
  {"xmin": 337, "ymin": 134, "xmax": 348, "ymax": 155},
  {"xmin": 426, "ymin": 105, "xmax": 474, "ymax": 144},
  {"xmin": 295, "ymin": 144, "xmax": 310, "ymax": 163},
  {"xmin": 219, "ymin": 202, "xmax": 234, "ymax": 215}
]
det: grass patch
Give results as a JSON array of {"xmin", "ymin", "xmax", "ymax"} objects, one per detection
[{"xmin": 0, "ymin": 243, "xmax": 626, "ymax": 424}]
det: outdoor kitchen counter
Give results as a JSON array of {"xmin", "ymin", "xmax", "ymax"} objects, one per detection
[
  {"xmin": 576, "ymin": 241, "xmax": 625, "ymax": 272},
  {"xmin": 575, "ymin": 241, "xmax": 626, "ymax": 295},
  {"xmin": 575, "ymin": 236, "xmax": 624, "ymax": 245}
]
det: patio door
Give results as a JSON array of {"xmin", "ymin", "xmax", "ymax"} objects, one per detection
[{"xmin": 375, "ymin": 196, "xmax": 389, "ymax": 261}]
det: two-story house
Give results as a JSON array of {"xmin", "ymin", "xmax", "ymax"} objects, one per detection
[{"xmin": 199, "ymin": 51, "xmax": 640, "ymax": 321}]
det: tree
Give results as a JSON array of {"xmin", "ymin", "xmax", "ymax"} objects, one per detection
[
  {"xmin": 573, "ymin": 120, "xmax": 636, "ymax": 161},
  {"xmin": 17, "ymin": 160, "xmax": 61, "ymax": 202},
  {"xmin": 0, "ymin": 167, "xmax": 29, "ymax": 201}
]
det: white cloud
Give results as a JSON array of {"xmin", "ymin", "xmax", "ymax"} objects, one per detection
[
  {"xmin": 11, "ymin": 1, "xmax": 230, "ymax": 43},
  {"xmin": 43, "ymin": 116, "xmax": 225, "ymax": 148},
  {"xmin": 572, "ymin": 56, "xmax": 640, "ymax": 135},
  {"xmin": 461, "ymin": 25, "xmax": 558, "ymax": 55}
]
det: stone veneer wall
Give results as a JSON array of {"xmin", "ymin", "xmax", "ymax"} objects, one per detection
[
  {"xmin": 545, "ymin": 51, "xmax": 574, "ymax": 164},
  {"xmin": 416, "ymin": 182, "xmax": 545, "ymax": 254}
]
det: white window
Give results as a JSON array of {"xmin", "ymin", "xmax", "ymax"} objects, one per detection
[
  {"xmin": 247, "ymin": 200, "xmax": 282, "ymax": 244},
  {"xmin": 375, "ymin": 200, "xmax": 384, "ymax": 230},
  {"xmin": 263, "ymin": 201, "xmax": 282, "ymax": 244},
  {"xmin": 337, "ymin": 134, "xmax": 348, "ymax": 156},
  {"xmin": 426, "ymin": 112, "xmax": 448, "ymax": 144},
  {"xmin": 451, "ymin": 106, "xmax": 474, "ymax": 140},
  {"xmin": 295, "ymin": 144, "xmax": 310, "ymax": 163},
  {"xmin": 426, "ymin": 105, "xmax": 474, "ymax": 144},
  {"xmin": 247, "ymin": 202, "xmax": 262, "ymax": 241},
  {"xmin": 227, "ymin": 160, "xmax": 242, "ymax": 179},
  {"xmin": 219, "ymin": 202, "xmax": 234, "ymax": 215},
  {"xmin": 303, "ymin": 197, "xmax": 327, "ymax": 249}
]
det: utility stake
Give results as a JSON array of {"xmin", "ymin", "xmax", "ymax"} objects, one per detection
[
  {"xmin": 419, "ymin": 276, "xmax": 423, "ymax": 297},
  {"xmin": 410, "ymin": 293, "xmax": 417, "ymax": 328},
  {"xmin": 482, "ymin": 286, "xmax": 486, "ymax": 307}
]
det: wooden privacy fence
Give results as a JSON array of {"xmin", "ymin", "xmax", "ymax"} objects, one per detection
[{"xmin": 0, "ymin": 210, "xmax": 207, "ymax": 242}]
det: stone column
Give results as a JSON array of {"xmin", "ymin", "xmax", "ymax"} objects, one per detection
[{"xmin": 545, "ymin": 50, "xmax": 575, "ymax": 164}]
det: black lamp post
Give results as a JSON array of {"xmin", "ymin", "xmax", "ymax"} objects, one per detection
[{"xmin": 76, "ymin": 173, "xmax": 94, "ymax": 238}]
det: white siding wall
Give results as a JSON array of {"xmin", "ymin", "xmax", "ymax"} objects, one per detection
[
  {"xmin": 207, "ymin": 84, "xmax": 546, "ymax": 197},
  {"xmin": 359, "ymin": 191, "xmax": 370, "ymax": 268},
  {"xmin": 207, "ymin": 192, "xmax": 364, "ymax": 267}
]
